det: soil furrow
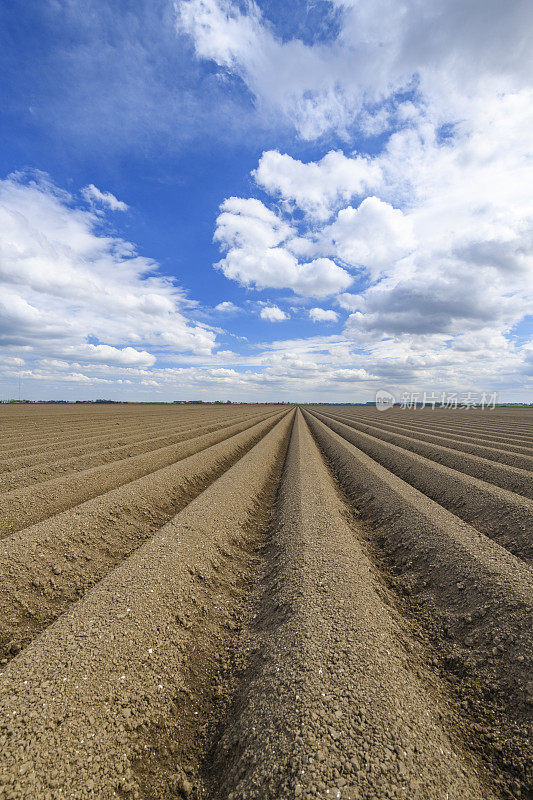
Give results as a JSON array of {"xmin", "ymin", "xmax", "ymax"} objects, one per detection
[
  {"xmin": 0, "ymin": 410, "xmax": 265, "ymax": 492},
  {"xmin": 0, "ymin": 409, "xmax": 212, "ymax": 450},
  {"xmin": 0, "ymin": 406, "xmax": 206, "ymax": 433},
  {"xmin": 0, "ymin": 411, "xmax": 288, "ymax": 665},
  {"xmin": 323, "ymin": 409, "xmax": 533, "ymax": 462},
  {"xmin": 307, "ymin": 408, "xmax": 533, "ymax": 498},
  {"xmin": 0, "ymin": 410, "xmax": 294, "ymax": 799},
  {"xmin": 0, "ymin": 411, "xmax": 247, "ymax": 472},
  {"xmin": 317, "ymin": 407, "xmax": 533, "ymax": 442},
  {"xmin": 0, "ymin": 408, "xmax": 257, "ymax": 462},
  {"xmin": 195, "ymin": 411, "xmax": 501, "ymax": 800},
  {"xmin": 0, "ymin": 403, "xmax": 530, "ymax": 800},
  {"xmin": 0, "ymin": 410, "xmax": 280, "ymax": 536},
  {"xmin": 313, "ymin": 409, "xmax": 533, "ymax": 562},
  {"xmin": 304, "ymin": 409, "xmax": 533, "ymax": 797}
]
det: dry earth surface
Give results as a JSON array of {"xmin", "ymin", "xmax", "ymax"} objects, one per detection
[{"xmin": 0, "ymin": 402, "xmax": 531, "ymax": 800}]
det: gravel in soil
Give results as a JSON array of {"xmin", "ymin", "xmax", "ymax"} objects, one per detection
[{"xmin": 0, "ymin": 404, "xmax": 531, "ymax": 800}]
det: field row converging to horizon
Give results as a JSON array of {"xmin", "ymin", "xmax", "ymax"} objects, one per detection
[{"xmin": 0, "ymin": 403, "xmax": 531, "ymax": 800}]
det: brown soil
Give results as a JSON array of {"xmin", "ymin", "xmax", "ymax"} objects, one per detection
[
  {"xmin": 0, "ymin": 410, "xmax": 264, "ymax": 491},
  {"xmin": 311, "ymin": 409, "xmax": 533, "ymax": 561},
  {"xmin": 0, "ymin": 409, "xmax": 279, "ymax": 536},
  {"xmin": 0, "ymin": 403, "xmax": 531, "ymax": 800}
]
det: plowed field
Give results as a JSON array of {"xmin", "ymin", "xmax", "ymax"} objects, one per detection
[{"xmin": 0, "ymin": 403, "xmax": 531, "ymax": 800}]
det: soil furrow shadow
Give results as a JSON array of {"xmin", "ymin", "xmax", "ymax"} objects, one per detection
[
  {"xmin": 305, "ymin": 409, "xmax": 532, "ymax": 799},
  {"xmin": 0, "ymin": 413, "xmax": 285, "ymax": 667},
  {"xmin": 128, "ymin": 414, "xmax": 295, "ymax": 799}
]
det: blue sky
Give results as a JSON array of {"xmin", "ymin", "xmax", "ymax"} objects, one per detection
[{"xmin": 0, "ymin": 0, "xmax": 532, "ymax": 401}]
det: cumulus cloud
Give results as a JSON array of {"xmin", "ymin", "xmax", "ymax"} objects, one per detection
[
  {"xmin": 253, "ymin": 150, "xmax": 381, "ymax": 221},
  {"xmin": 260, "ymin": 305, "xmax": 288, "ymax": 322},
  {"xmin": 179, "ymin": 0, "xmax": 533, "ymax": 140},
  {"xmin": 214, "ymin": 197, "xmax": 293, "ymax": 250},
  {"xmin": 214, "ymin": 196, "xmax": 352, "ymax": 298},
  {"xmin": 2, "ymin": 2, "xmax": 531, "ymax": 400},
  {"xmin": 309, "ymin": 308, "xmax": 339, "ymax": 323},
  {"xmin": 0, "ymin": 172, "xmax": 217, "ymax": 375},
  {"xmin": 177, "ymin": 0, "xmax": 357, "ymax": 139},
  {"xmin": 315, "ymin": 196, "xmax": 416, "ymax": 281},
  {"xmin": 336, "ymin": 293, "xmax": 365, "ymax": 312},
  {"xmin": 212, "ymin": 101, "xmax": 532, "ymax": 360},
  {"xmin": 2, "ymin": 326, "xmax": 530, "ymax": 401},
  {"xmin": 214, "ymin": 301, "xmax": 240, "ymax": 313},
  {"xmin": 81, "ymin": 184, "xmax": 128, "ymax": 211},
  {"xmin": 62, "ymin": 344, "xmax": 156, "ymax": 367},
  {"xmin": 192, "ymin": 0, "xmax": 532, "ymax": 380},
  {"xmin": 352, "ymin": 93, "xmax": 533, "ymax": 341},
  {"xmin": 209, "ymin": 85, "xmax": 532, "ymax": 391}
]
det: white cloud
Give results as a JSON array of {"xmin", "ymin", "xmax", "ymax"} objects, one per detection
[
  {"xmin": 214, "ymin": 196, "xmax": 352, "ymax": 297},
  {"xmin": 62, "ymin": 344, "xmax": 156, "ymax": 367},
  {"xmin": 217, "ymin": 247, "xmax": 352, "ymax": 298},
  {"xmin": 214, "ymin": 197, "xmax": 293, "ymax": 250},
  {"xmin": 206, "ymin": 86, "xmax": 531, "ymax": 399},
  {"xmin": 336, "ymin": 293, "xmax": 365, "ymax": 312},
  {"xmin": 253, "ymin": 150, "xmax": 381, "ymax": 221},
  {"xmin": 345, "ymin": 91, "xmax": 533, "ymax": 341},
  {"xmin": 260, "ymin": 305, "xmax": 288, "ymax": 322},
  {"xmin": 194, "ymin": 0, "xmax": 532, "ymax": 376},
  {"xmin": 211, "ymin": 92, "xmax": 532, "ymax": 366},
  {"xmin": 309, "ymin": 308, "xmax": 339, "ymax": 323},
  {"xmin": 214, "ymin": 300, "xmax": 240, "ymax": 313},
  {"xmin": 179, "ymin": 0, "xmax": 533, "ymax": 140},
  {"xmin": 209, "ymin": 80, "xmax": 533, "ymax": 392},
  {"xmin": 177, "ymin": 0, "xmax": 357, "ymax": 139},
  {"xmin": 2, "ymin": 328, "xmax": 530, "ymax": 401},
  {"xmin": 316, "ymin": 196, "xmax": 416, "ymax": 281},
  {"xmin": 81, "ymin": 184, "xmax": 128, "ymax": 212},
  {"xmin": 0, "ymin": 172, "xmax": 217, "ymax": 372},
  {"xmin": 2, "ymin": 3, "xmax": 531, "ymax": 400}
]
